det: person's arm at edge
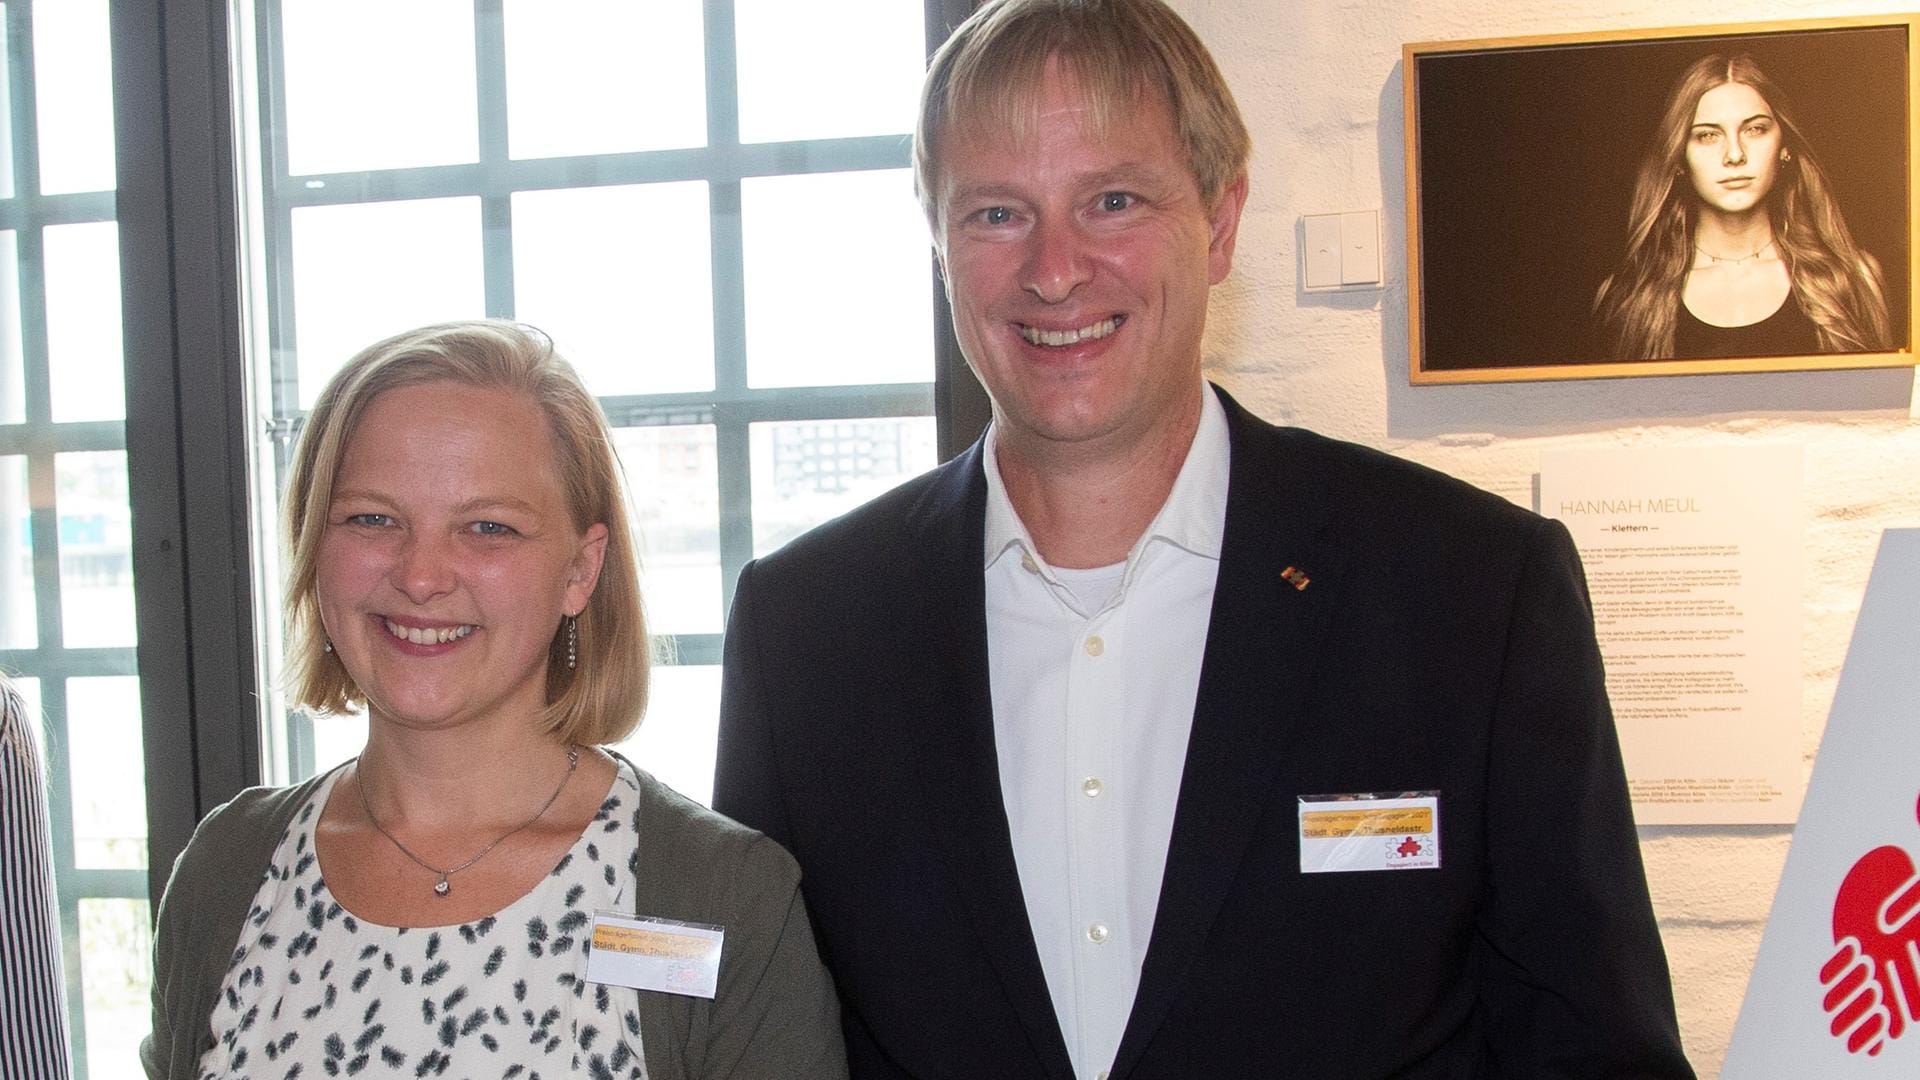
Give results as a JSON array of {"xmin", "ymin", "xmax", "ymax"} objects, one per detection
[
  {"xmin": 1476, "ymin": 517, "xmax": 1695, "ymax": 1078},
  {"xmin": 1, "ymin": 684, "xmax": 73, "ymax": 1080}
]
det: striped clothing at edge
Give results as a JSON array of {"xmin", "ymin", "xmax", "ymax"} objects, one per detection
[{"xmin": 0, "ymin": 678, "xmax": 74, "ymax": 1079}]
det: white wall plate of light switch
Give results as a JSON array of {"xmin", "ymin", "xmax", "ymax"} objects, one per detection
[{"xmin": 1301, "ymin": 209, "xmax": 1382, "ymax": 292}]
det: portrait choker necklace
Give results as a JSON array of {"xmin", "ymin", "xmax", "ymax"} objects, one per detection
[
  {"xmin": 1695, "ymin": 236, "xmax": 1776, "ymax": 265},
  {"xmin": 356, "ymin": 745, "xmax": 581, "ymax": 897}
]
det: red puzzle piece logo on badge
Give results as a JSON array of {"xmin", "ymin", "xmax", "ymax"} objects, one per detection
[
  {"xmin": 1396, "ymin": 836, "xmax": 1423, "ymax": 858},
  {"xmin": 1820, "ymin": 792, "xmax": 1920, "ymax": 1056}
]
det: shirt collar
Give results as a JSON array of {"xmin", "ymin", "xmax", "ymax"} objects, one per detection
[{"xmin": 983, "ymin": 383, "xmax": 1231, "ymax": 572}]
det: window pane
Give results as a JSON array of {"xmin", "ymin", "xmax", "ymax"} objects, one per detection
[
  {"xmin": 11, "ymin": 674, "xmax": 39, "ymax": 718},
  {"xmin": 280, "ymin": 0, "xmax": 478, "ymax": 175},
  {"xmin": 313, "ymin": 710, "xmax": 367, "ymax": 780},
  {"xmin": 0, "ymin": 14, "xmax": 14, "ymax": 200},
  {"xmin": 743, "ymin": 169, "xmax": 932, "ymax": 388},
  {"xmin": 31, "ymin": 0, "xmax": 114, "ymax": 195},
  {"xmin": 503, "ymin": 0, "xmax": 706, "ymax": 160},
  {"xmin": 64, "ymin": 676, "xmax": 146, "ymax": 869},
  {"xmin": 612, "ymin": 663, "xmax": 720, "ymax": 806},
  {"xmin": 291, "ymin": 197, "xmax": 485, "ymax": 407},
  {"xmin": 78, "ymin": 898, "xmax": 152, "ymax": 1079},
  {"xmin": 0, "ymin": 455, "xmax": 28, "ymax": 649},
  {"xmin": 56, "ymin": 451, "xmax": 133, "ymax": 649},
  {"xmin": 735, "ymin": 0, "xmax": 923, "ymax": 144},
  {"xmin": 613, "ymin": 425, "xmax": 720, "ymax": 636},
  {"xmin": 513, "ymin": 183, "xmax": 715, "ymax": 395},
  {"xmin": 44, "ymin": 221, "xmax": 124, "ymax": 422},
  {"xmin": 750, "ymin": 416, "xmax": 936, "ymax": 555},
  {"xmin": 0, "ymin": 231, "xmax": 23, "ymax": 422}
]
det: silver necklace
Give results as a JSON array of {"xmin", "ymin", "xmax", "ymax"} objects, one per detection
[
  {"xmin": 355, "ymin": 745, "xmax": 581, "ymax": 897},
  {"xmin": 1695, "ymin": 236, "xmax": 1776, "ymax": 265}
]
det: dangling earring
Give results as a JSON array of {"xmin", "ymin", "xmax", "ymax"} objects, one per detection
[
  {"xmin": 1780, "ymin": 148, "xmax": 1792, "ymax": 163},
  {"xmin": 565, "ymin": 615, "xmax": 578, "ymax": 671},
  {"xmin": 323, "ymin": 638, "xmax": 333, "ymax": 654}
]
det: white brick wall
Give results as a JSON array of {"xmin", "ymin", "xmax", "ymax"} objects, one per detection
[{"xmin": 1172, "ymin": 0, "xmax": 1920, "ymax": 1073}]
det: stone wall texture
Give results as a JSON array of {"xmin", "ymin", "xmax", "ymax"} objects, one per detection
[{"xmin": 1170, "ymin": 0, "xmax": 1920, "ymax": 1074}]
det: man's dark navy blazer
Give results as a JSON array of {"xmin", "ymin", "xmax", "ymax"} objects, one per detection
[{"xmin": 714, "ymin": 386, "xmax": 1693, "ymax": 1079}]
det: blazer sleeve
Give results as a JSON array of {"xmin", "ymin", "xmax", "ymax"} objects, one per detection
[
  {"xmin": 713, "ymin": 560, "xmax": 796, "ymax": 852},
  {"xmin": 1475, "ymin": 518, "xmax": 1694, "ymax": 1078}
]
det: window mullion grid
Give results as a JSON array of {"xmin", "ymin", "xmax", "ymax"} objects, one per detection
[
  {"xmin": 244, "ymin": 1, "xmax": 938, "ymax": 717},
  {"xmin": 703, "ymin": 0, "xmax": 756, "ymax": 623},
  {"xmin": 252, "ymin": 0, "xmax": 317, "ymax": 781},
  {"xmin": 474, "ymin": 0, "xmax": 515, "ymax": 319}
]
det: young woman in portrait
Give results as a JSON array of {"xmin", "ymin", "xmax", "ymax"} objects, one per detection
[{"xmin": 1594, "ymin": 53, "xmax": 1894, "ymax": 361}]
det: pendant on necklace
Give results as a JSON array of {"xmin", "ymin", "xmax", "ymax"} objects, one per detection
[{"xmin": 434, "ymin": 876, "xmax": 451, "ymax": 897}]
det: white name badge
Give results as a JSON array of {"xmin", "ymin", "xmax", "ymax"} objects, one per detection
[
  {"xmin": 1298, "ymin": 791, "xmax": 1441, "ymax": 873},
  {"xmin": 584, "ymin": 912, "xmax": 725, "ymax": 999}
]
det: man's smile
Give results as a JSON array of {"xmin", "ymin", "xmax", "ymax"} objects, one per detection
[{"xmin": 1017, "ymin": 314, "xmax": 1126, "ymax": 347}]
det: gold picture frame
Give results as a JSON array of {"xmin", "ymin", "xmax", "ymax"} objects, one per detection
[{"xmin": 1404, "ymin": 16, "xmax": 1917, "ymax": 383}]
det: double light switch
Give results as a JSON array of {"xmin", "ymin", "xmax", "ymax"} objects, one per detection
[{"xmin": 1302, "ymin": 210, "xmax": 1381, "ymax": 290}]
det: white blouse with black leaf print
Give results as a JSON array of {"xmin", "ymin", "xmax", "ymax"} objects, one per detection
[{"xmin": 197, "ymin": 763, "xmax": 648, "ymax": 1080}]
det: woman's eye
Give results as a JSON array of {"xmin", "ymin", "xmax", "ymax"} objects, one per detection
[
  {"xmin": 1693, "ymin": 130, "xmax": 1719, "ymax": 144},
  {"xmin": 469, "ymin": 521, "xmax": 515, "ymax": 536},
  {"xmin": 1099, "ymin": 192, "xmax": 1134, "ymax": 212},
  {"xmin": 345, "ymin": 513, "xmax": 392, "ymax": 527},
  {"xmin": 982, "ymin": 206, "xmax": 1012, "ymax": 225}
]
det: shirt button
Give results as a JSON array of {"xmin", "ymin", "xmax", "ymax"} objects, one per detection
[
  {"xmin": 1086, "ymin": 923, "xmax": 1109, "ymax": 944},
  {"xmin": 1084, "ymin": 635, "xmax": 1104, "ymax": 657},
  {"xmin": 1082, "ymin": 777, "xmax": 1104, "ymax": 797},
  {"xmin": 1020, "ymin": 553, "xmax": 1039, "ymax": 573}
]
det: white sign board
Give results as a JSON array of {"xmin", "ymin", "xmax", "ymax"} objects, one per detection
[
  {"xmin": 1724, "ymin": 529, "xmax": 1920, "ymax": 1076},
  {"xmin": 1541, "ymin": 445, "xmax": 1803, "ymax": 824}
]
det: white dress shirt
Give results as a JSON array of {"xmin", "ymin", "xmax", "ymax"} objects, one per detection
[{"xmin": 983, "ymin": 386, "xmax": 1230, "ymax": 1080}]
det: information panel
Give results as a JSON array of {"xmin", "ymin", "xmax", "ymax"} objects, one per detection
[{"xmin": 1541, "ymin": 445, "xmax": 1802, "ymax": 824}]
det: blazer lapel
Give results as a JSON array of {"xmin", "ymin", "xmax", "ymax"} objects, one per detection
[
  {"xmin": 1110, "ymin": 390, "xmax": 1351, "ymax": 1077},
  {"xmin": 905, "ymin": 443, "xmax": 1077, "ymax": 1079}
]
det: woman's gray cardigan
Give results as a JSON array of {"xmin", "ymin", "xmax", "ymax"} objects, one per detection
[{"xmin": 140, "ymin": 757, "xmax": 848, "ymax": 1079}]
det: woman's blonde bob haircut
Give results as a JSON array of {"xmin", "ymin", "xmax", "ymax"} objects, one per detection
[
  {"xmin": 282, "ymin": 320, "xmax": 648, "ymax": 745},
  {"xmin": 914, "ymin": 0, "xmax": 1251, "ymax": 222}
]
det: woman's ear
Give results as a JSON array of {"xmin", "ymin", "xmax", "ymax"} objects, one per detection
[{"xmin": 565, "ymin": 522, "xmax": 610, "ymax": 613}]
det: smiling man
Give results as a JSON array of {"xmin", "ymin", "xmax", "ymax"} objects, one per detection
[{"xmin": 714, "ymin": 2, "xmax": 1693, "ymax": 1077}]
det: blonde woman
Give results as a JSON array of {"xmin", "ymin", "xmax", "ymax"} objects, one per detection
[{"xmin": 143, "ymin": 321, "xmax": 845, "ymax": 1080}]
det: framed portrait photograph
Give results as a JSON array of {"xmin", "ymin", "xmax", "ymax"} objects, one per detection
[{"xmin": 1404, "ymin": 16, "xmax": 1917, "ymax": 383}]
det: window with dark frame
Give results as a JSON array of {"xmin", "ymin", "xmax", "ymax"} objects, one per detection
[{"xmin": 0, "ymin": 2, "xmax": 981, "ymax": 1074}]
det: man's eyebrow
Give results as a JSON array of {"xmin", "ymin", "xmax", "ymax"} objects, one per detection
[
  {"xmin": 945, "ymin": 181, "xmax": 1029, "ymax": 207},
  {"xmin": 946, "ymin": 164, "xmax": 1180, "ymax": 206},
  {"xmin": 1082, "ymin": 163, "xmax": 1178, "ymax": 190}
]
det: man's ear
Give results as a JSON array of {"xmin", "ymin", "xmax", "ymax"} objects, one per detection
[{"xmin": 1206, "ymin": 172, "xmax": 1250, "ymax": 286}]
